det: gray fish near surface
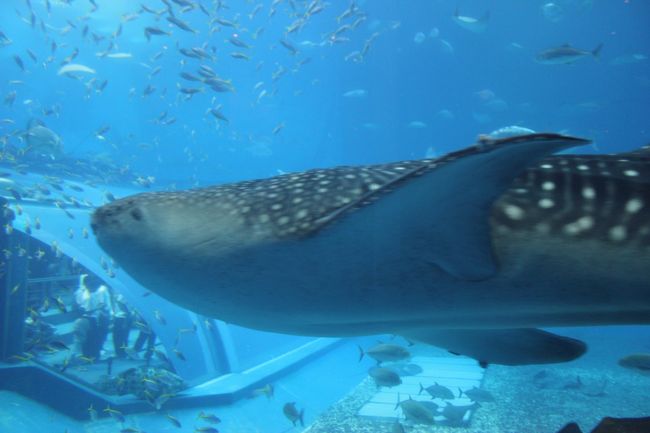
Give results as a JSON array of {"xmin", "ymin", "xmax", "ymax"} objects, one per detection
[
  {"xmin": 618, "ymin": 353, "xmax": 650, "ymax": 375},
  {"xmin": 536, "ymin": 43, "xmax": 603, "ymax": 65},
  {"xmin": 419, "ymin": 382, "xmax": 455, "ymax": 400},
  {"xmin": 395, "ymin": 396, "xmax": 436, "ymax": 425},
  {"xmin": 460, "ymin": 386, "xmax": 494, "ymax": 402},
  {"xmin": 359, "ymin": 343, "xmax": 410, "ymax": 364},
  {"xmin": 91, "ymin": 134, "xmax": 650, "ymax": 368},
  {"xmin": 369, "ymin": 366, "xmax": 402, "ymax": 388}
]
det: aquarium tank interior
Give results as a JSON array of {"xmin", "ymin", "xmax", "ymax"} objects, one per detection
[{"xmin": 0, "ymin": 0, "xmax": 649, "ymax": 432}]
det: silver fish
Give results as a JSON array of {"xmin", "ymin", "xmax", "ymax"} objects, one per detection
[{"xmin": 536, "ymin": 43, "xmax": 603, "ymax": 65}]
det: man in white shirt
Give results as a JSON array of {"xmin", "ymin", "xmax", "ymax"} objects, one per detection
[{"xmin": 72, "ymin": 274, "xmax": 113, "ymax": 361}]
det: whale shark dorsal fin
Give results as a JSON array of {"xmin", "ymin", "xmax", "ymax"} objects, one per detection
[
  {"xmin": 373, "ymin": 133, "xmax": 588, "ymax": 280},
  {"xmin": 401, "ymin": 328, "xmax": 587, "ymax": 365}
]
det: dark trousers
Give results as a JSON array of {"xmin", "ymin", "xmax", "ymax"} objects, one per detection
[
  {"xmin": 82, "ymin": 315, "xmax": 109, "ymax": 360},
  {"xmin": 133, "ymin": 330, "xmax": 156, "ymax": 360}
]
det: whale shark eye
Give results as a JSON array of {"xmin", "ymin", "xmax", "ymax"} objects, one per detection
[{"xmin": 130, "ymin": 208, "xmax": 143, "ymax": 221}]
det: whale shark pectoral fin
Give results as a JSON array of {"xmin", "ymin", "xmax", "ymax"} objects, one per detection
[
  {"xmin": 420, "ymin": 207, "xmax": 496, "ymax": 280},
  {"xmin": 401, "ymin": 328, "xmax": 587, "ymax": 366}
]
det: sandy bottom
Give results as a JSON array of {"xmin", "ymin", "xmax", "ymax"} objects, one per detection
[{"xmin": 303, "ymin": 358, "xmax": 650, "ymax": 433}]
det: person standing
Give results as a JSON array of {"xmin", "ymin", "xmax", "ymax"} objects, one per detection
[{"xmin": 73, "ymin": 274, "xmax": 113, "ymax": 361}]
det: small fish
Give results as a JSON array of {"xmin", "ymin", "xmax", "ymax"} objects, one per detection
[
  {"xmin": 144, "ymin": 27, "xmax": 171, "ymax": 41},
  {"xmin": 419, "ymin": 382, "xmax": 455, "ymax": 400},
  {"xmin": 194, "ymin": 427, "xmax": 219, "ymax": 433},
  {"xmin": 460, "ymin": 386, "xmax": 495, "ymax": 402},
  {"xmin": 54, "ymin": 295, "xmax": 66, "ymax": 313},
  {"xmin": 453, "ymin": 7, "xmax": 489, "ymax": 33},
  {"xmin": 143, "ymin": 85, "xmax": 156, "ymax": 97},
  {"xmin": 10, "ymin": 353, "xmax": 33, "ymax": 362},
  {"xmin": 368, "ymin": 366, "xmax": 402, "ymax": 388},
  {"xmin": 173, "ymin": 348, "xmax": 186, "ymax": 361},
  {"xmin": 213, "ymin": 17, "xmax": 237, "ymax": 28},
  {"xmin": 358, "ymin": 343, "xmax": 410, "ymax": 364},
  {"xmin": 88, "ymin": 404, "xmax": 98, "ymax": 421},
  {"xmin": 104, "ymin": 406, "xmax": 125, "ymax": 423},
  {"xmin": 536, "ymin": 43, "xmax": 603, "ymax": 65},
  {"xmin": 230, "ymin": 52, "xmax": 250, "ymax": 60},
  {"xmin": 57, "ymin": 63, "xmax": 96, "ymax": 75},
  {"xmin": 208, "ymin": 106, "xmax": 228, "ymax": 123},
  {"xmin": 104, "ymin": 52, "xmax": 133, "ymax": 59},
  {"xmin": 197, "ymin": 411, "xmax": 221, "ymax": 424},
  {"xmin": 343, "ymin": 89, "xmax": 366, "ymax": 98},
  {"xmin": 272, "ymin": 122, "xmax": 285, "ymax": 135},
  {"xmin": 279, "ymin": 39, "xmax": 298, "ymax": 55},
  {"xmin": 166, "ymin": 413, "xmax": 182, "ymax": 428},
  {"xmin": 59, "ymin": 356, "xmax": 70, "ymax": 372},
  {"xmin": 249, "ymin": 383, "xmax": 274, "ymax": 399},
  {"xmin": 4, "ymin": 91, "xmax": 16, "ymax": 106},
  {"xmin": 154, "ymin": 309, "xmax": 167, "ymax": 325},
  {"xmin": 14, "ymin": 55, "xmax": 25, "ymax": 71},
  {"xmin": 26, "ymin": 49, "xmax": 37, "ymax": 63},
  {"xmin": 229, "ymin": 36, "xmax": 250, "ymax": 49},
  {"xmin": 179, "ymin": 87, "xmax": 204, "ymax": 95},
  {"xmin": 283, "ymin": 402, "xmax": 304, "ymax": 427},
  {"xmin": 167, "ymin": 16, "xmax": 197, "ymax": 33},
  {"xmin": 180, "ymin": 72, "xmax": 202, "ymax": 82},
  {"xmin": 249, "ymin": 4, "xmax": 263, "ymax": 20},
  {"xmin": 618, "ymin": 353, "xmax": 650, "ymax": 375}
]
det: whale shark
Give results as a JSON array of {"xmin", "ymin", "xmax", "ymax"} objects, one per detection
[{"xmin": 91, "ymin": 134, "xmax": 650, "ymax": 366}]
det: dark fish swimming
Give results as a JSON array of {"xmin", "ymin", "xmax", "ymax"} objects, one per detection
[
  {"xmin": 358, "ymin": 343, "xmax": 410, "ymax": 364},
  {"xmin": 283, "ymin": 402, "xmax": 304, "ymax": 427},
  {"xmin": 536, "ymin": 43, "xmax": 603, "ymax": 65},
  {"xmin": 91, "ymin": 134, "xmax": 650, "ymax": 367},
  {"xmin": 395, "ymin": 395, "xmax": 435, "ymax": 425},
  {"xmin": 419, "ymin": 382, "xmax": 455, "ymax": 400},
  {"xmin": 618, "ymin": 353, "xmax": 650, "ymax": 375}
]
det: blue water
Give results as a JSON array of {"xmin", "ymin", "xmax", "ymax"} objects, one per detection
[{"xmin": 0, "ymin": 0, "xmax": 649, "ymax": 432}]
